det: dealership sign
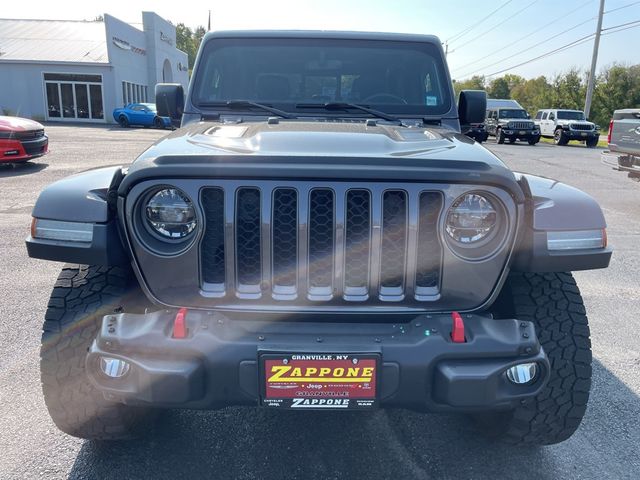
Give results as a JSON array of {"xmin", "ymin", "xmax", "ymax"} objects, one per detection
[
  {"xmin": 160, "ymin": 31, "xmax": 174, "ymax": 46},
  {"xmin": 112, "ymin": 36, "xmax": 146, "ymax": 55}
]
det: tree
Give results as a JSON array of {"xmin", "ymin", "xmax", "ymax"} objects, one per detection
[
  {"xmin": 452, "ymin": 75, "xmax": 486, "ymax": 98},
  {"xmin": 592, "ymin": 64, "xmax": 640, "ymax": 127},
  {"xmin": 175, "ymin": 24, "xmax": 208, "ymax": 75},
  {"xmin": 487, "ymin": 77, "xmax": 510, "ymax": 99},
  {"xmin": 511, "ymin": 76, "xmax": 551, "ymax": 114}
]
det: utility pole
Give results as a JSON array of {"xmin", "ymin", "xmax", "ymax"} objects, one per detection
[{"xmin": 584, "ymin": 0, "xmax": 605, "ymax": 118}]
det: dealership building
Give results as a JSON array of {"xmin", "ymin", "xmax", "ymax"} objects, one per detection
[{"xmin": 0, "ymin": 12, "xmax": 189, "ymax": 123}]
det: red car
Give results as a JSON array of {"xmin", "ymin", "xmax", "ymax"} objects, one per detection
[{"xmin": 0, "ymin": 116, "xmax": 49, "ymax": 163}]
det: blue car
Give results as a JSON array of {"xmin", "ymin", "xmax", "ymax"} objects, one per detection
[{"xmin": 112, "ymin": 103, "xmax": 172, "ymax": 129}]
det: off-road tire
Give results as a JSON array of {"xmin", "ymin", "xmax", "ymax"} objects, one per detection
[
  {"xmin": 41, "ymin": 265, "xmax": 153, "ymax": 440},
  {"xmin": 496, "ymin": 128, "xmax": 505, "ymax": 144},
  {"xmin": 528, "ymin": 138, "xmax": 539, "ymax": 145},
  {"xmin": 476, "ymin": 272, "xmax": 592, "ymax": 445},
  {"xmin": 554, "ymin": 128, "xmax": 568, "ymax": 146},
  {"xmin": 586, "ymin": 137, "xmax": 598, "ymax": 148},
  {"xmin": 118, "ymin": 115, "xmax": 129, "ymax": 128}
]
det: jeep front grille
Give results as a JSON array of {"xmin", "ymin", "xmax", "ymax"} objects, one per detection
[
  {"xmin": 570, "ymin": 123, "xmax": 593, "ymax": 131},
  {"xmin": 200, "ymin": 183, "xmax": 443, "ymax": 304},
  {"xmin": 508, "ymin": 121, "xmax": 534, "ymax": 130}
]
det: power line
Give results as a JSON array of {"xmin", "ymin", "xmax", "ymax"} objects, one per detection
[
  {"xmin": 604, "ymin": 0, "xmax": 640, "ymax": 14},
  {"xmin": 454, "ymin": 0, "xmax": 640, "ymax": 79},
  {"xmin": 453, "ymin": 1, "xmax": 592, "ymax": 74},
  {"xmin": 455, "ymin": 15, "xmax": 596, "ymax": 78},
  {"xmin": 449, "ymin": 0, "xmax": 539, "ymax": 53},
  {"xmin": 446, "ymin": 0, "xmax": 514, "ymax": 44},
  {"xmin": 481, "ymin": 19, "xmax": 640, "ymax": 77}
]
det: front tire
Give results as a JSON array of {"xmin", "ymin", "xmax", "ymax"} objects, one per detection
[
  {"xmin": 495, "ymin": 128, "xmax": 505, "ymax": 144},
  {"xmin": 153, "ymin": 116, "xmax": 163, "ymax": 129},
  {"xmin": 41, "ymin": 265, "xmax": 154, "ymax": 440},
  {"xmin": 118, "ymin": 115, "xmax": 129, "ymax": 128},
  {"xmin": 586, "ymin": 137, "xmax": 598, "ymax": 148},
  {"xmin": 476, "ymin": 272, "xmax": 592, "ymax": 445},
  {"xmin": 554, "ymin": 128, "xmax": 568, "ymax": 146}
]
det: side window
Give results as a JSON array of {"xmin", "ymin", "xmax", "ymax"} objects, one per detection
[
  {"xmin": 549, "ymin": 112, "xmax": 555, "ymax": 121},
  {"xmin": 535, "ymin": 111, "xmax": 542, "ymax": 120},
  {"xmin": 542, "ymin": 112, "xmax": 548, "ymax": 120}
]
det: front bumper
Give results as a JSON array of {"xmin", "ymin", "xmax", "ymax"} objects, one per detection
[
  {"xmin": 0, "ymin": 136, "xmax": 48, "ymax": 162},
  {"xmin": 565, "ymin": 129, "xmax": 598, "ymax": 140},
  {"xmin": 502, "ymin": 130, "xmax": 540, "ymax": 141},
  {"xmin": 87, "ymin": 310, "xmax": 549, "ymax": 412}
]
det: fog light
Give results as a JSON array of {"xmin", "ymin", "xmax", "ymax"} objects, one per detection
[
  {"xmin": 100, "ymin": 357, "xmax": 130, "ymax": 378},
  {"xmin": 506, "ymin": 363, "xmax": 537, "ymax": 385}
]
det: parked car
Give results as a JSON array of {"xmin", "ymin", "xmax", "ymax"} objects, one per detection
[
  {"xmin": 112, "ymin": 103, "xmax": 171, "ymax": 129},
  {"xmin": 534, "ymin": 109, "xmax": 599, "ymax": 147},
  {"xmin": 27, "ymin": 30, "xmax": 611, "ymax": 446},
  {"xmin": 464, "ymin": 122, "xmax": 489, "ymax": 143},
  {"xmin": 485, "ymin": 106, "xmax": 540, "ymax": 145},
  {"xmin": 602, "ymin": 108, "xmax": 640, "ymax": 178},
  {"xmin": 0, "ymin": 115, "xmax": 48, "ymax": 163}
]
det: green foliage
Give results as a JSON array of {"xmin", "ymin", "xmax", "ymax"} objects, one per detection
[
  {"xmin": 487, "ymin": 77, "xmax": 511, "ymax": 99},
  {"xmin": 175, "ymin": 24, "xmax": 207, "ymax": 75},
  {"xmin": 453, "ymin": 75, "xmax": 486, "ymax": 98},
  {"xmin": 456, "ymin": 64, "xmax": 640, "ymax": 128}
]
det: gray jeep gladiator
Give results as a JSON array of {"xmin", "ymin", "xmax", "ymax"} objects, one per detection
[
  {"xmin": 26, "ymin": 31, "xmax": 611, "ymax": 445},
  {"xmin": 602, "ymin": 108, "xmax": 640, "ymax": 178}
]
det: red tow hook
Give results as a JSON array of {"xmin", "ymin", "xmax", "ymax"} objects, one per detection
[
  {"xmin": 173, "ymin": 308, "xmax": 188, "ymax": 339},
  {"xmin": 451, "ymin": 311, "xmax": 466, "ymax": 343}
]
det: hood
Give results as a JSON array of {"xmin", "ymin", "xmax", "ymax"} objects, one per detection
[
  {"xmin": 123, "ymin": 120, "xmax": 523, "ymax": 202},
  {"xmin": 135, "ymin": 120, "xmax": 507, "ymax": 165},
  {"xmin": 0, "ymin": 115, "xmax": 44, "ymax": 132}
]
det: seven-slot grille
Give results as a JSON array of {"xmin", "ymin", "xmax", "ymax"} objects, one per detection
[
  {"xmin": 200, "ymin": 184, "xmax": 443, "ymax": 304},
  {"xmin": 570, "ymin": 123, "xmax": 594, "ymax": 131},
  {"xmin": 507, "ymin": 121, "xmax": 534, "ymax": 130}
]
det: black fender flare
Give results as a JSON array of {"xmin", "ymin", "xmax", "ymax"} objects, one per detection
[{"xmin": 26, "ymin": 166, "xmax": 129, "ymax": 266}]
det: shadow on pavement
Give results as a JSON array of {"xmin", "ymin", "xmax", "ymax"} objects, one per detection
[
  {"xmin": 0, "ymin": 161, "xmax": 48, "ymax": 177},
  {"xmin": 67, "ymin": 359, "xmax": 640, "ymax": 480}
]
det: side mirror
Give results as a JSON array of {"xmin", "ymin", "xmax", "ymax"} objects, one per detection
[
  {"xmin": 458, "ymin": 90, "xmax": 487, "ymax": 129},
  {"xmin": 155, "ymin": 83, "xmax": 184, "ymax": 125}
]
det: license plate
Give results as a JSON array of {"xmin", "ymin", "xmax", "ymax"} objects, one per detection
[
  {"xmin": 519, "ymin": 130, "xmax": 526, "ymax": 135},
  {"xmin": 581, "ymin": 132, "xmax": 588, "ymax": 137},
  {"xmin": 260, "ymin": 353, "xmax": 379, "ymax": 409}
]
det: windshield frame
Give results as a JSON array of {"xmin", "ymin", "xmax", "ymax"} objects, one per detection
[{"xmin": 190, "ymin": 36, "xmax": 453, "ymax": 119}]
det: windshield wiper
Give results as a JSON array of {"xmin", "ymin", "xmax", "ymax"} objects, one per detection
[
  {"xmin": 198, "ymin": 100, "xmax": 297, "ymax": 119},
  {"xmin": 296, "ymin": 102, "xmax": 405, "ymax": 125}
]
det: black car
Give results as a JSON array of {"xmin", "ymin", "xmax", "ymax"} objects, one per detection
[
  {"xmin": 485, "ymin": 106, "xmax": 541, "ymax": 145},
  {"xmin": 465, "ymin": 122, "xmax": 489, "ymax": 143},
  {"xmin": 26, "ymin": 31, "xmax": 611, "ymax": 446}
]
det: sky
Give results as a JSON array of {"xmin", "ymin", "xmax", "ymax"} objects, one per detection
[{"xmin": 1, "ymin": 0, "xmax": 639, "ymax": 81}]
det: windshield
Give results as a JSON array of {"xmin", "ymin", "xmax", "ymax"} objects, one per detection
[
  {"xmin": 499, "ymin": 109, "xmax": 528, "ymax": 119},
  {"xmin": 192, "ymin": 37, "xmax": 451, "ymax": 116},
  {"xmin": 557, "ymin": 110, "xmax": 586, "ymax": 120}
]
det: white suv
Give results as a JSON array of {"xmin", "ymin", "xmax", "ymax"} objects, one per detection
[{"xmin": 534, "ymin": 109, "xmax": 599, "ymax": 147}]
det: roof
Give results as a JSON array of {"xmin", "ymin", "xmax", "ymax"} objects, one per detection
[
  {"xmin": 205, "ymin": 30, "xmax": 441, "ymax": 44},
  {"xmin": 0, "ymin": 19, "xmax": 108, "ymax": 63},
  {"xmin": 486, "ymin": 99, "xmax": 523, "ymax": 109}
]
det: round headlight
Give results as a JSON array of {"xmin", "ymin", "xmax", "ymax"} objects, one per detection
[
  {"xmin": 446, "ymin": 193, "xmax": 498, "ymax": 245},
  {"xmin": 145, "ymin": 188, "xmax": 196, "ymax": 239}
]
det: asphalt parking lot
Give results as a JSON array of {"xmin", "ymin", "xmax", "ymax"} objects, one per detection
[{"xmin": 1, "ymin": 125, "xmax": 639, "ymax": 480}]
